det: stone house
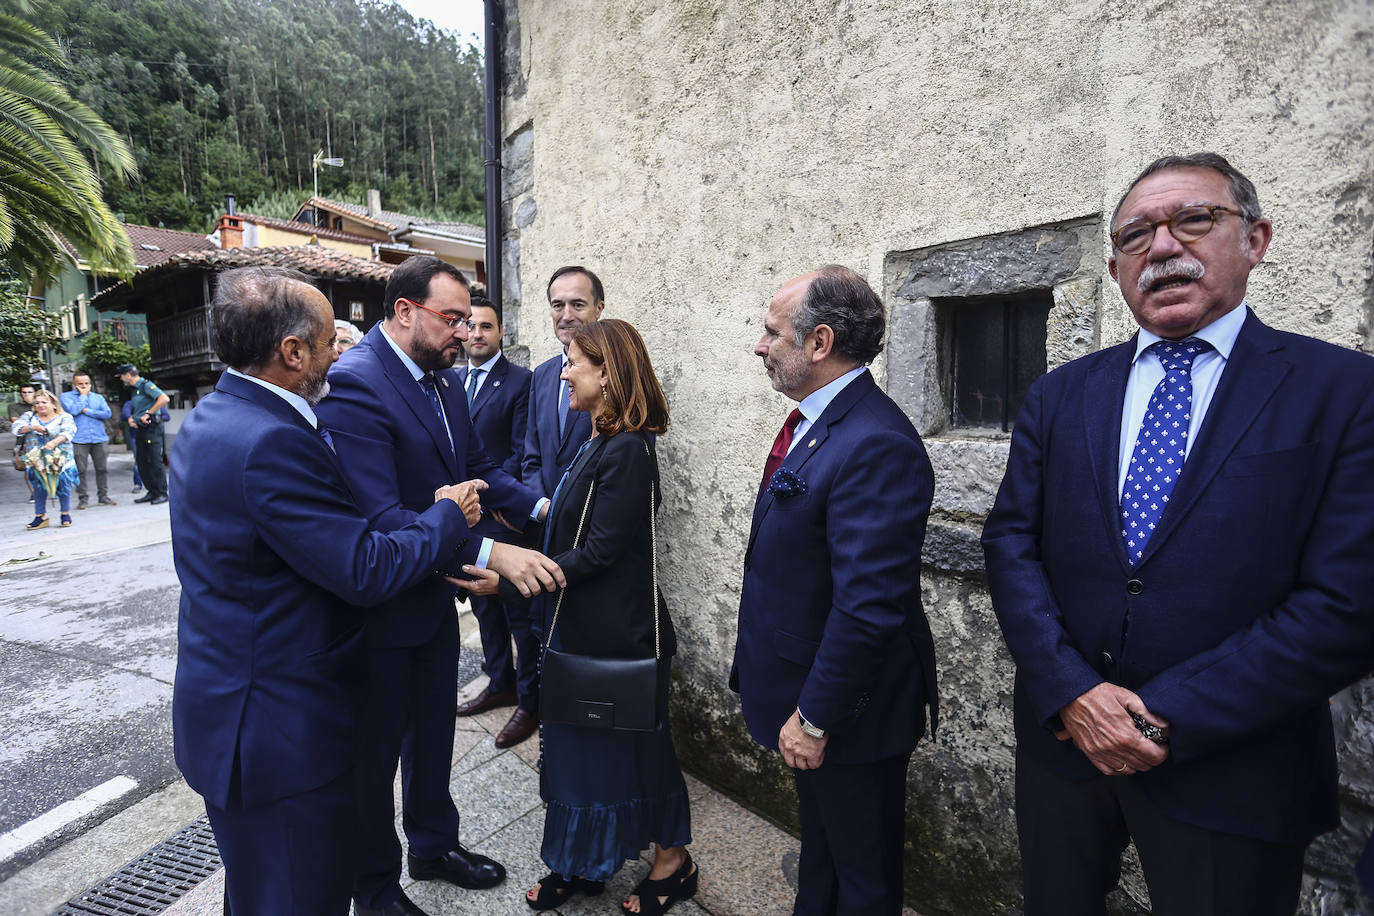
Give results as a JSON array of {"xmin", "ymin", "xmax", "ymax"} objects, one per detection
[{"xmin": 487, "ymin": 1, "xmax": 1374, "ymax": 912}]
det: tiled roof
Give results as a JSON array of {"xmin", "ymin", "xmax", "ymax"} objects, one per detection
[
  {"xmin": 55, "ymin": 224, "xmax": 215, "ymax": 268},
  {"xmin": 307, "ymin": 197, "xmax": 485, "ymax": 242},
  {"xmin": 123, "ymin": 224, "xmax": 217, "ymax": 266},
  {"xmin": 92, "ymin": 246, "xmax": 394, "ymax": 309},
  {"xmin": 232, "ymin": 212, "xmax": 380, "ymax": 246}
]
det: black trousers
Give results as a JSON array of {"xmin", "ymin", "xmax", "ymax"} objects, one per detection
[
  {"xmin": 1016, "ymin": 750, "xmax": 1306, "ymax": 916},
  {"xmin": 472, "ymin": 593, "xmax": 540, "ymax": 712},
  {"xmin": 134, "ymin": 423, "xmax": 167, "ymax": 497},
  {"xmin": 792, "ymin": 753, "xmax": 911, "ymax": 916}
]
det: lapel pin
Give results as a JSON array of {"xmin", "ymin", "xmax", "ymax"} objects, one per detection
[
  {"xmin": 808, "ymin": 439, "xmax": 816, "ymax": 448},
  {"xmin": 493, "ymin": 380, "xmax": 502, "ymax": 388},
  {"xmin": 441, "ymin": 377, "xmax": 449, "ymax": 387}
]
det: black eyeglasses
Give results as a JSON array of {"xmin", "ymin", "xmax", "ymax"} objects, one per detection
[
  {"xmin": 404, "ymin": 298, "xmax": 466, "ymax": 329},
  {"xmin": 1110, "ymin": 204, "xmax": 1243, "ymax": 255}
]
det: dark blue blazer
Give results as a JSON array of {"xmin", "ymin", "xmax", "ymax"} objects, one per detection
[
  {"xmin": 316, "ymin": 325, "xmax": 542, "ymax": 648},
  {"xmin": 522, "ymin": 352, "xmax": 594, "ymax": 497},
  {"xmin": 731, "ymin": 370, "xmax": 938, "ymax": 766},
  {"xmin": 457, "ymin": 353, "xmax": 531, "ymax": 480},
  {"xmin": 169, "ymin": 372, "xmax": 467, "ymax": 810},
  {"xmin": 982, "ymin": 309, "xmax": 1374, "ymax": 844}
]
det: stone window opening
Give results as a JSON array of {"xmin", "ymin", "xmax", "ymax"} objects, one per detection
[{"xmin": 941, "ymin": 291, "xmax": 1053, "ymax": 433}]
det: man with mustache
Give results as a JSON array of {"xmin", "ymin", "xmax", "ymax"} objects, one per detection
[{"xmin": 983, "ymin": 153, "xmax": 1374, "ymax": 913}]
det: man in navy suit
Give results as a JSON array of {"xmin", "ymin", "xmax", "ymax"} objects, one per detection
[
  {"xmin": 170, "ymin": 267, "xmax": 482, "ymax": 914},
  {"xmin": 453, "ymin": 296, "xmax": 541, "ymax": 749},
  {"xmin": 521, "ymin": 265, "xmax": 603, "ymax": 498},
  {"xmin": 982, "ymin": 153, "xmax": 1374, "ymax": 914},
  {"xmin": 316, "ymin": 257, "xmax": 562, "ymax": 916},
  {"xmin": 732, "ymin": 266, "xmax": 938, "ymax": 915}
]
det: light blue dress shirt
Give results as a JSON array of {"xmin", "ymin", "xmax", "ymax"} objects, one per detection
[{"xmin": 785, "ymin": 366, "xmax": 870, "ymax": 456}]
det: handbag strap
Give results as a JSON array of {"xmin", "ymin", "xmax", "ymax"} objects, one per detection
[{"xmin": 543, "ymin": 437, "xmax": 660, "ymax": 660}]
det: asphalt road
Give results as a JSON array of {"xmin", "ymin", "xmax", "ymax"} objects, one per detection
[{"xmin": 0, "ymin": 450, "xmax": 182, "ymax": 882}]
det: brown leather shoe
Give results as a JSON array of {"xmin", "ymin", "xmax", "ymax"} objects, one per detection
[
  {"xmin": 455, "ymin": 686, "xmax": 517, "ymax": 717},
  {"xmin": 494, "ymin": 708, "xmax": 538, "ymax": 748}
]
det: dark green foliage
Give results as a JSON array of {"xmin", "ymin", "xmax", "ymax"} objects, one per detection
[
  {"xmin": 0, "ymin": 280, "xmax": 65, "ymax": 387},
  {"xmin": 35, "ymin": 0, "xmax": 486, "ymax": 231},
  {"xmin": 80, "ymin": 330, "xmax": 149, "ymax": 377}
]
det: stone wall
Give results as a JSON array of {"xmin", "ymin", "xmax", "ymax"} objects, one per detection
[{"xmin": 495, "ymin": 1, "xmax": 1374, "ymax": 911}]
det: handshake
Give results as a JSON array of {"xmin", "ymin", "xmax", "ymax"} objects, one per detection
[{"xmin": 432, "ymin": 479, "xmax": 564, "ymax": 598}]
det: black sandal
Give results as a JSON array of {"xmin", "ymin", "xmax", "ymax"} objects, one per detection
[
  {"xmin": 622, "ymin": 852, "xmax": 698, "ymax": 915},
  {"xmin": 525, "ymin": 872, "xmax": 604, "ymax": 911}
]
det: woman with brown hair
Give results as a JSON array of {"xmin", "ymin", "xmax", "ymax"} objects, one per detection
[
  {"xmin": 463, "ymin": 318, "xmax": 697, "ymax": 914},
  {"xmin": 11, "ymin": 388, "xmax": 79, "ymax": 529}
]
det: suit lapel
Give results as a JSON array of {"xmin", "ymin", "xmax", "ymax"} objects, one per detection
[
  {"xmin": 363, "ymin": 326, "xmax": 460, "ymax": 480},
  {"xmin": 468, "ymin": 355, "xmax": 508, "ymax": 420},
  {"xmin": 215, "ymin": 372, "xmax": 346, "ymax": 479},
  {"xmin": 1134, "ymin": 311, "xmax": 1290, "ymax": 567},
  {"xmin": 1083, "ymin": 341, "xmax": 1136, "ymax": 570},
  {"xmin": 746, "ymin": 372, "xmax": 874, "ymax": 560}
]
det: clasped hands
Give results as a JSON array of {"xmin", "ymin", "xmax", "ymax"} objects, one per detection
[
  {"xmin": 431, "ymin": 481, "xmax": 563, "ymax": 599},
  {"xmin": 1056, "ymin": 682, "xmax": 1170, "ymax": 776}
]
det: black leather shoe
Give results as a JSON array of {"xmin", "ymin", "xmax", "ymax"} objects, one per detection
[
  {"xmin": 354, "ymin": 890, "xmax": 429, "ymax": 915},
  {"xmin": 495, "ymin": 708, "xmax": 539, "ymax": 749},
  {"xmin": 408, "ymin": 846, "xmax": 506, "ymax": 889},
  {"xmin": 455, "ymin": 686, "xmax": 517, "ymax": 717},
  {"xmin": 133, "ymin": 493, "xmax": 156, "ymax": 503},
  {"xmin": 149, "ymin": 494, "xmax": 168, "ymax": 505}
]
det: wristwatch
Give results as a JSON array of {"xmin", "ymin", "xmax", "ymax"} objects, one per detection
[{"xmin": 798, "ymin": 711, "xmax": 827, "ymax": 740}]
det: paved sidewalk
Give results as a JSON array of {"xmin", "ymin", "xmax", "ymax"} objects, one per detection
[{"xmin": 161, "ymin": 632, "xmax": 810, "ymax": 916}]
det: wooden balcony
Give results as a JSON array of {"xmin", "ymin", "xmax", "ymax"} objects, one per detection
[{"xmin": 149, "ymin": 307, "xmax": 221, "ymax": 377}]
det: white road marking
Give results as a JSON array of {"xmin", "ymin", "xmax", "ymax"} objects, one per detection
[{"xmin": 0, "ymin": 775, "xmax": 138, "ymax": 864}]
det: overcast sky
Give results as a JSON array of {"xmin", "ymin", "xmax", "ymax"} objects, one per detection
[{"xmin": 393, "ymin": 0, "xmax": 485, "ymax": 49}]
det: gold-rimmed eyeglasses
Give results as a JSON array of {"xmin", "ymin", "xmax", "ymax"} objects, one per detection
[
  {"xmin": 403, "ymin": 298, "xmax": 467, "ymax": 329},
  {"xmin": 1110, "ymin": 204, "xmax": 1244, "ymax": 256}
]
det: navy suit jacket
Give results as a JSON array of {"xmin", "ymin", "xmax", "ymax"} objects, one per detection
[
  {"xmin": 731, "ymin": 370, "xmax": 938, "ymax": 766},
  {"xmin": 982, "ymin": 309, "xmax": 1374, "ymax": 844},
  {"xmin": 523, "ymin": 352, "xmax": 594, "ymax": 497},
  {"xmin": 170, "ymin": 372, "xmax": 466, "ymax": 810},
  {"xmin": 316, "ymin": 325, "xmax": 542, "ymax": 649},
  {"xmin": 457, "ymin": 353, "xmax": 531, "ymax": 480}
]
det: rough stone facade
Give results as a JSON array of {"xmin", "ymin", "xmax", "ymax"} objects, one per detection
[{"xmin": 495, "ymin": 1, "xmax": 1374, "ymax": 912}]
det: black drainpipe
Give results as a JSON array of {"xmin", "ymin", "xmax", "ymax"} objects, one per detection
[{"xmin": 482, "ymin": 0, "xmax": 503, "ymax": 315}]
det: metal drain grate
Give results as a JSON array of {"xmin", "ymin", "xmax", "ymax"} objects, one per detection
[{"xmin": 55, "ymin": 816, "xmax": 220, "ymax": 915}]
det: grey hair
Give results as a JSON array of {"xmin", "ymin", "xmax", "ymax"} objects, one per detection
[
  {"xmin": 210, "ymin": 267, "xmax": 326, "ymax": 371},
  {"xmin": 791, "ymin": 265, "xmax": 886, "ymax": 364},
  {"xmin": 1111, "ymin": 152, "xmax": 1263, "ymax": 228}
]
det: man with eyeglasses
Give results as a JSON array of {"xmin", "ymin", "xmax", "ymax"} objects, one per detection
[
  {"xmin": 317, "ymin": 255, "xmax": 563, "ymax": 916},
  {"xmin": 453, "ymin": 296, "xmax": 542, "ymax": 750},
  {"xmin": 983, "ymin": 152, "xmax": 1374, "ymax": 913},
  {"xmin": 522, "ymin": 265, "xmax": 605, "ymax": 498}
]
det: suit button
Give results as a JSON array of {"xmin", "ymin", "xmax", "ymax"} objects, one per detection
[
  {"xmin": 1101, "ymin": 651, "xmax": 1115, "ymax": 668},
  {"xmin": 1126, "ymin": 579, "xmax": 1143, "ymax": 595}
]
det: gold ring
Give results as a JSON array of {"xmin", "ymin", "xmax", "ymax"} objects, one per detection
[{"xmin": 1117, "ymin": 764, "xmax": 1129, "ymax": 773}]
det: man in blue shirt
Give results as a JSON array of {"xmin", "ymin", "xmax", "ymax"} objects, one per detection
[
  {"xmin": 60, "ymin": 372, "xmax": 115, "ymax": 509},
  {"xmin": 118, "ymin": 363, "xmax": 170, "ymax": 505}
]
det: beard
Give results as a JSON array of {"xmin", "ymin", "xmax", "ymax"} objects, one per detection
[
  {"xmin": 765, "ymin": 348, "xmax": 809, "ymax": 395},
  {"xmin": 411, "ymin": 335, "xmax": 460, "ymax": 373},
  {"xmin": 302, "ymin": 365, "xmax": 331, "ymax": 406}
]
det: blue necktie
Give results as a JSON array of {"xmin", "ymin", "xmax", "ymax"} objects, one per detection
[
  {"xmin": 557, "ymin": 359, "xmax": 570, "ymax": 437},
  {"xmin": 319, "ymin": 426, "xmax": 336, "ymax": 453},
  {"xmin": 466, "ymin": 368, "xmax": 481, "ymax": 407},
  {"xmin": 419, "ymin": 374, "xmax": 445, "ymax": 422},
  {"xmin": 1120, "ymin": 338, "xmax": 1211, "ymax": 565}
]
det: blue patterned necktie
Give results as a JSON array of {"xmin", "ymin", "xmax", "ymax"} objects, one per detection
[
  {"xmin": 466, "ymin": 368, "xmax": 481, "ymax": 407},
  {"xmin": 419, "ymin": 373, "xmax": 445, "ymax": 422},
  {"xmin": 1120, "ymin": 338, "xmax": 1212, "ymax": 565},
  {"xmin": 557, "ymin": 358, "xmax": 570, "ymax": 436}
]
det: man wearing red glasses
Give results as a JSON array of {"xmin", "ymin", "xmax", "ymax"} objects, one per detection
[
  {"xmin": 317, "ymin": 255, "xmax": 562, "ymax": 916},
  {"xmin": 983, "ymin": 153, "xmax": 1374, "ymax": 913}
]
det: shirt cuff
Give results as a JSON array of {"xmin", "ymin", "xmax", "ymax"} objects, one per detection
[
  {"xmin": 475, "ymin": 537, "xmax": 493, "ymax": 570},
  {"xmin": 531, "ymin": 497, "xmax": 549, "ymax": 520}
]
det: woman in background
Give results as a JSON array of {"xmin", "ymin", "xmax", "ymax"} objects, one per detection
[{"xmin": 13, "ymin": 389, "xmax": 79, "ymax": 529}]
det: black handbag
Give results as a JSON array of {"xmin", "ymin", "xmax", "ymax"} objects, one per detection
[{"xmin": 539, "ymin": 441, "xmax": 661, "ymax": 732}]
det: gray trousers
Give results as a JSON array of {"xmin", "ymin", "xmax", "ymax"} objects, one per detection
[{"xmin": 73, "ymin": 441, "xmax": 109, "ymax": 502}]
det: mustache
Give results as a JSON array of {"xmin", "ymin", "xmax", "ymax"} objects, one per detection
[{"xmin": 1138, "ymin": 256, "xmax": 1205, "ymax": 293}]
